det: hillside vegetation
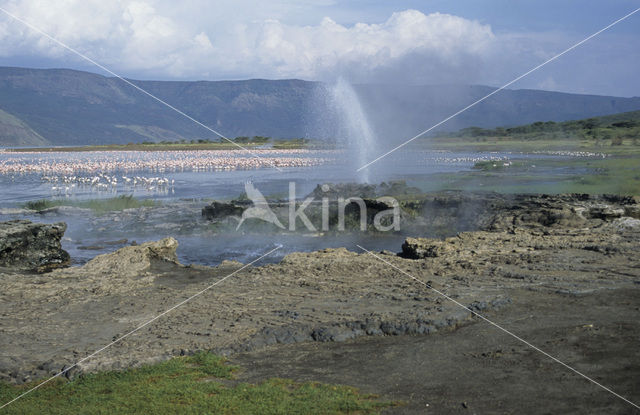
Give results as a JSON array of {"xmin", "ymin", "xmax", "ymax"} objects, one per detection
[{"xmin": 447, "ymin": 110, "xmax": 640, "ymax": 146}]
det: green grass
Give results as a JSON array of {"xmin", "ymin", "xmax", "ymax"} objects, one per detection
[
  {"xmin": 24, "ymin": 195, "xmax": 158, "ymax": 213},
  {"xmin": 5, "ymin": 137, "xmax": 322, "ymax": 152},
  {"xmin": 415, "ymin": 155, "xmax": 640, "ymax": 195},
  {"xmin": 0, "ymin": 352, "xmax": 391, "ymax": 415},
  {"xmin": 428, "ymin": 140, "xmax": 640, "ymax": 195},
  {"xmin": 425, "ymin": 137, "xmax": 640, "ymax": 154},
  {"xmin": 6, "ymin": 142, "xmax": 264, "ymax": 152},
  {"xmin": 272, "ymin": 138, "xmax": 309, "ymax": 149}
]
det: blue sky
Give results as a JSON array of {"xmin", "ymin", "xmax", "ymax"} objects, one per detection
[
  {"xmin": 347, "ymin": 0, "xmax": 640, "ymax": 33},
  {"xmin": 0, "ymin": 0, "xmax": 638, "ymax": 96}
]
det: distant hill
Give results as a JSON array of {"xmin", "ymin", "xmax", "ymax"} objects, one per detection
[
  {"xmin": 450, "ymin": 109, "xmax": 640, "ymax": 144},
  {"xmin": 0, "ymin": 66, "xmax": 639, "ymax": 146},
  {"xmin": 0, "ymin": 108, "xmax": 49, "ymax": 146}
]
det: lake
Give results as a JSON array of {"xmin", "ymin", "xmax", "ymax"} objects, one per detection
[{"xmin": 0, "ymin": 148, "xmax": 584, "ymax": 266}]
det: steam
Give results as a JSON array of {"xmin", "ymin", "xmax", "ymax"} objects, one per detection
[{"xmin": 307, "ymin": 77, "xmax": 378, "ymax": 183}]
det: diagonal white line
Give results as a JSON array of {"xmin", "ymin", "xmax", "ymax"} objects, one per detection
[
  {"xmin": 356, "ymin": 244, "xmax": 640, "ymax": 411},
  {"xmin": 0, "ymin": 244, "xmax": 282, "ymax": 410},
  {"xmin": 357, "ymin": 7, "xmax": 640, "ymax": 172},
  {"xmin": 0, "ymin": 6, "xmax": 283, "ymax": 172}
]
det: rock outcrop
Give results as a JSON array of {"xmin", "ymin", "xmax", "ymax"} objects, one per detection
[
  {"xmin": 485, "ymin": 193, "xmax": 639, "ymax": 231},
  {"xmin": 201, "ymin": 191, "xmax": 640, "ymax": 236},
  {"xmin": 78, "ymin": 237, "xmax": 179, "ymax": 277},
  {"xmin": 0, "ymin": 220, "xmax": 70, "ymax": 272},
  {"xmin": 307, "ymin": 181, "xmax": 421, "ymax": 200},
  {"xmin": 401, "ymin": 237, "xmax": 456, "ymax": 259},
  {"xmin": 402, "ymin": 193, "xmax": 640, "ymax": 260},
  {"xmin": 202, "ymin": 201, "xmax": 245, "ymax": 220}
]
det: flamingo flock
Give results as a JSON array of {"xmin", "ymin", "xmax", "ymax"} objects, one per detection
[
  {"xmin": 532, "ymin": 150, "xmax": 608, "ymax": 158},
  {"xmin": 0, "ymin": 149, "xmax": 332, "ymax": 197},
  {"xmin": 424, "ymin": 155, "xmax": 511, "ymax": 165},
  {"xmin": 42, "ymin": 173, "xmax": 176, "ymax": 197},
  {"xmin": 0, "ymin": 149, "xmax": 332, "ymax": 176}
]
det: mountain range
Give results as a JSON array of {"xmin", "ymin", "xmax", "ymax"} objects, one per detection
[{"xmin": 1, "ymin": 66, "xmax": 639, "ymax": 147}]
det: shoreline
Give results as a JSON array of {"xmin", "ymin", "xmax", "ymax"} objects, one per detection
[
  {"xmin": 0, "ymin": 192, "xmax": 638, "ymax": 386},
  {"xmin": 0, "ymin": 141, "xmax": 321, "ymax": 153}
]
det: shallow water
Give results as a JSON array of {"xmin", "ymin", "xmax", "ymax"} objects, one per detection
[
  {"xmin": 0, "ymin": 148, "xmax": 562, "ymax": 204},
  {"xmin": 0, "ymin": 148, "xmax": 583, "ymax": 266}
]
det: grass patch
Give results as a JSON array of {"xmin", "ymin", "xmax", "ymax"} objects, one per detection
[
  {"xmin": 5, "ymin": 137, "xmax": 325, "ymax": 152},
  {"xmin": 409, "ymin": 110, "xmax": 640, "ymax": 195},
  {"xmin": 23, "ymin": 199, "xmax": 60, "ymax": 211},
  {"xmin": 426, "ymin": 138, "xmax": 640, "ymax": 155},
  {"xmin": 0, "ymin": 352, "xmax": 392, "ymax": 414},
  {"xmin": 24, "ymin": 195, "xmax": 158, "ymax": 213},
  {"xmin": 272, "ymin": 138, "xmax": 309, "ymax": 149},
  {"xmin": 416, "ymin": 155, "xmax": 640, "ymax": 195},
  {"xmin": 5, "ymin": 142, "xmax": 261, "ymax": 152}
]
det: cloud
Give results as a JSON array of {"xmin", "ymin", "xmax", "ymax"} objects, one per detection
[
  {"xmin": 0, "ymin": 1, "xmax": 496, "ymax": 82},
  {"xmin": 1, "ymin": 0, "xmax": 636, "ymax": 96},
  {"xmin": 242, "ymin": 10, "xmax": 496, "ymax": 82}
]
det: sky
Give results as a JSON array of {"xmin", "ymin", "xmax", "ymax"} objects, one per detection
[{"xmin": 0, "ymin": 0, "xmax": 638, "ymax": 96}]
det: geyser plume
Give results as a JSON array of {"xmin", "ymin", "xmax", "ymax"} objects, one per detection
[{"xmin": 310, "ymin": 78, "xmax": 377, "ymax": 182}]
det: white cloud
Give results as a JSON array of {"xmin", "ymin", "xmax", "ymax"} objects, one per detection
[
  {"xmin": 0, "ymin": 1, "xmax": 497, "ymax": 82},
  {"xmin": 0, "ymin": 0, "xmax": 214, "ymax": 74},
  {"xmin": 240, "ymin": 10, "xmax": 495, "ymax": 81}
]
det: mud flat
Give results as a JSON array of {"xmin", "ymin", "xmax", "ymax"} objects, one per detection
[
  {"xmin": 233, "ymin": 286, "xmax": 640, "ymax": 414},
  {"xmin": 0, "ymin": 192, "xmax": 639, "ymax": 412}
]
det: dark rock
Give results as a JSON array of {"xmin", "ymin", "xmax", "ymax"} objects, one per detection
[
  {"xmin": 587, "ymin": 206, "xmax": 625, "ymax": 220},
  {"xmin": 377, "ymin": 181, "xmax": 422, "ymax": 196},
  {"xmin": 307, "ymin": 181, "xmax": 421, "ymax": 201},
  {"xmin": 488, "ymin": 205, "xmax": 587, "ymax": 230},
  {"xmin": 311, "ymin": 327, "xmax": 333, "ymax": 342},
  {"xmin": 0, "ymin": 220, "xmax": 70, "ymax": 272},
  {"xmin": 602, "ymin": 194, "xmax": 636, "ymax": 204},
  {"xmin": 344, "ymin": 197, "xmax": 399, "ymax": 225},
  {"xmin": 484, "ymin": 193, "xmax": 640, "ymax": 231},
  {"xmin": 307, "ymin": 183, "xmax": 377, "ymax": 200},
  {"xmin": 401, "ymin": 237, "xmax": 454, "ymax": 259},
  {"xmin": 202, "ymin": 201, "xmax": 245, "ymax": 220},
  {"xmin": 37, "ymin": 360, "xmax": 59, "ymax": 374},
  {"xmin": 624, "ymin": 206, "xmax": 640, "ymax": 219}
]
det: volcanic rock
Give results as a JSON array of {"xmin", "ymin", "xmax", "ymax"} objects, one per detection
[
  {"xmin": 202, "ymin": 201, "xmax": 245, "ymax": 220},
  {"xmin": 401, "ymin": 237, "xmax": 456, "ymax": 259},
  {"xmin": 0, "ymin": 220, "xmax": 70, "ymax": 272}
]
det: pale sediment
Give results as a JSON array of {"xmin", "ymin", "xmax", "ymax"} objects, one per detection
[{"xmin": 0, "ymin": 192, "xmax": 639, "ymax": 383}]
